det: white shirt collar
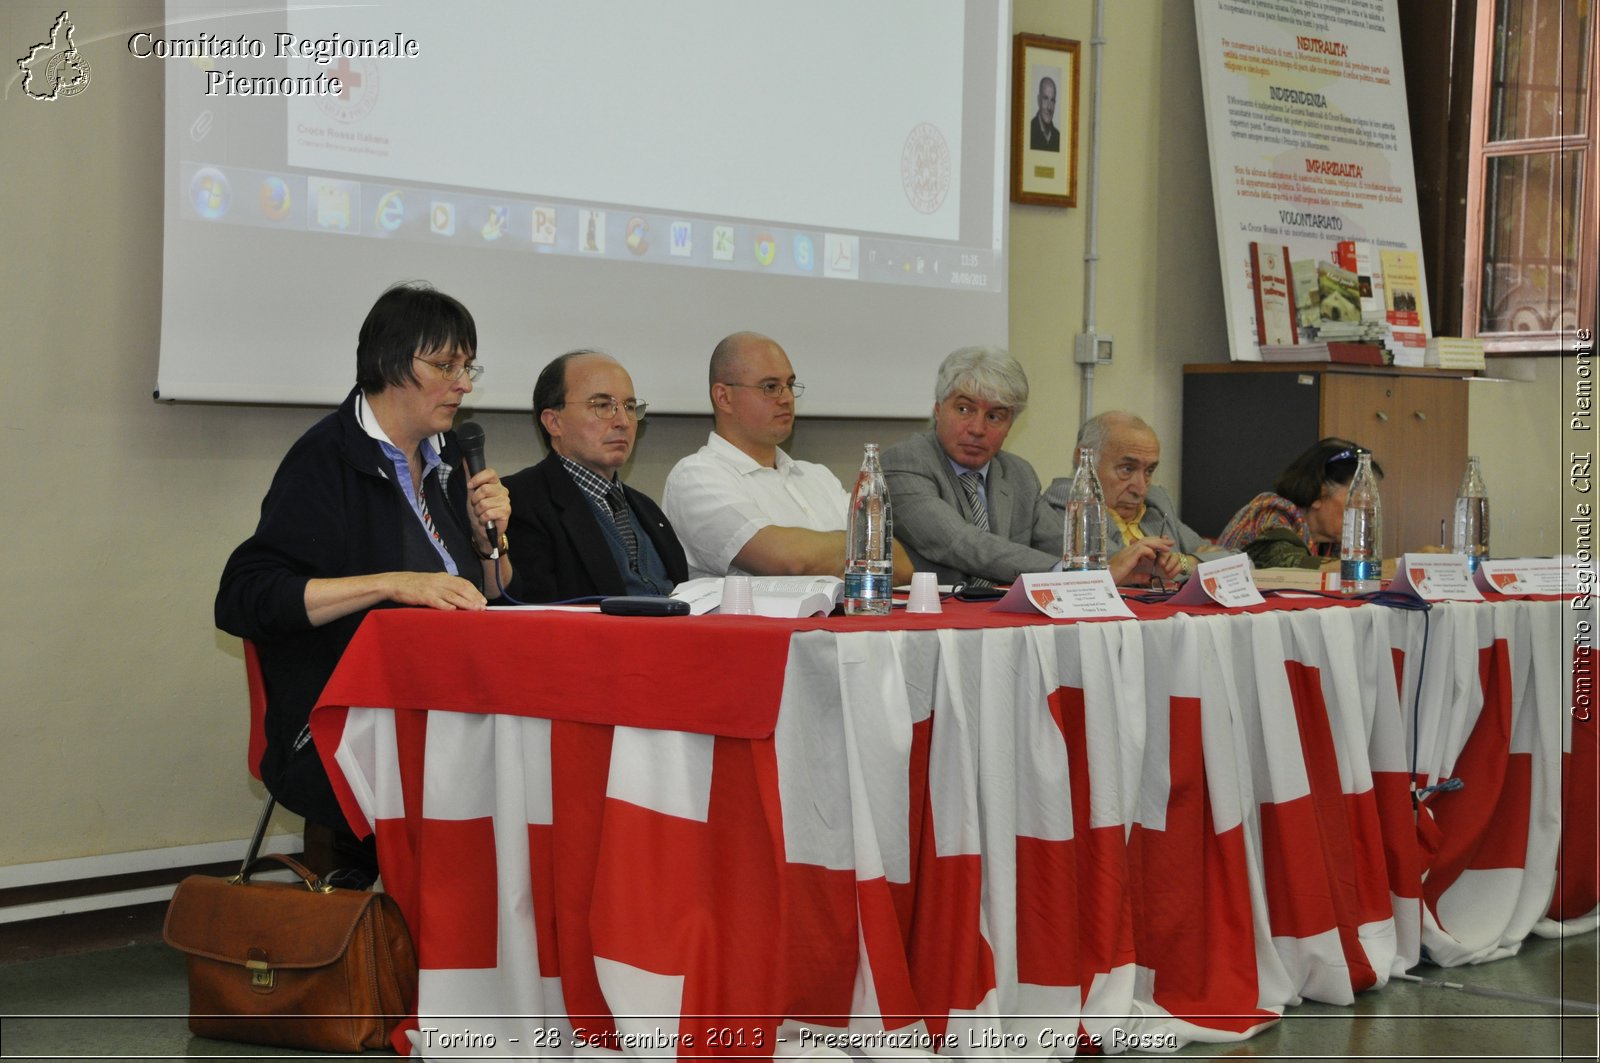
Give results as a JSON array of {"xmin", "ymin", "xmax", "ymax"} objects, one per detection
[
  {"xmin": 947, "ymin": 456, "xmax": 990, "ymax": 481},
  {"xmin": 706, "ymin": 430, "xmax": 797, "ymax": 476},
  {"xmin": 356, "ymin": 392, "xmax": 446, "ymax": 455}
]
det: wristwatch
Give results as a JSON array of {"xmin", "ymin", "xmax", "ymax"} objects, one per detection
[{"xmin": 476, "ymin": 531, "xmax": 510, "ymax": 560}]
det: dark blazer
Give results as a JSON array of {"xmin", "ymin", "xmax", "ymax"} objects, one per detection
[
  {"xmin": 505, "ymin": 451, "xmax": 688, "ymax": 602},
  {"xmin": 216, "ymin": 387, "xmax": 518, "ymax": 828},
  {"xmin": 1030, "ymin": 115, "xmax": 1060, "ymax": 152}
]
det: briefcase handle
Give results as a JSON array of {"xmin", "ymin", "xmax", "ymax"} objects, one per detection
[{"xmin": 228, "ymin": 852, "xmax": 334, "ymax": 893}]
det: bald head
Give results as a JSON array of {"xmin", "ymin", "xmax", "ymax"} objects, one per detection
[
  {"xmin": 709, "ymin": 332, "xmax": 781, "ymax": 391},
  {"xmin": 708, "ymin": 331, "xmax": 798, "ymax": 465},
  {"xmin": 1077, "ymin": 411, "xmax": 1152, "ymax": 452}
]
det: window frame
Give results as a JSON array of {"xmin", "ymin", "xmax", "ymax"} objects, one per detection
[{"xmin": 1461, "ymin": 0, "xmax": 1599, "ymax": 354}]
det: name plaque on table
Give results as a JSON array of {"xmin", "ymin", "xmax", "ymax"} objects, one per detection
[
  {"xmin": 1166, "ymin": 554, "xmax": 1265, "ymax": 608},
  {"xmin": 1475, "ymin": 556, "xmax": 1588, "ymax": 596},
  {"xmin": 1388, "ymin": 553, "xmax": 1485, "ymax": 602},
  {"xmin": 994, "ymin": 571, "xmax": 1135, "ymax": 620}
]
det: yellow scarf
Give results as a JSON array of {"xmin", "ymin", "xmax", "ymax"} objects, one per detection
[{"xmin": 1110, "ymin": 503, "xmax": 1147, "ymax": 546}]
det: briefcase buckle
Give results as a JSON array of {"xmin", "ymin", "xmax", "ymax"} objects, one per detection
[{"xmin": 246, "ymin": 958, "xmax": 275, "ymax": 988}]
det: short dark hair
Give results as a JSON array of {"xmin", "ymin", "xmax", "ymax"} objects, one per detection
[
  {"xmin": 1274, "ymin": 437, "xmax": 1384, "ymax": 508},
  {"xmin": 532, "ymin": 349, "xmax": 597, "ymax": 450},
  {"xmin": 355, "ymin": 281, "xmax": 477, "ymax": 395}
]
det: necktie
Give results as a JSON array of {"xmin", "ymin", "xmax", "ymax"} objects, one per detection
[
  {"xmin": 606, "ymin": 486, "xmax": 641, "ymax": 573},
  {"xmin": 959, "ymin": 472, "xmax": 990, "ymax": 532},
  {"xmin": 959, "ymin": 472, "xmax": 993, "ymax": 588}
]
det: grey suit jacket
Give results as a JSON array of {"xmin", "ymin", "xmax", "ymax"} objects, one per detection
[
  {"xmin": 882, "ymin": 431, "xmax": 1061, "ymax": 585},
  {"xmin": 1041, "ymin": 480, "xmax": 1225, "ymax": 558}
]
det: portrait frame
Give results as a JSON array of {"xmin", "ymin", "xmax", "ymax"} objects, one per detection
[{"xmin": 1010, "ymin": 33, "xmax": 1081, "ymax": 208}]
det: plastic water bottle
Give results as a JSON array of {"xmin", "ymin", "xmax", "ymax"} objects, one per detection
[
  {"xmin": 1452, "ymin": 455, "xmax": 1490, "ymax": 572},
  {"xmin": 1339, "ymin": 449, "xmax": 1382, "ymax": 594},
  {"xmin": 844, "ymin": 443, "xmax": 893, "ymax": 615},
  {"xmin": 1062, "ymin": 445, "xmax": 1109, "ymax": 571}
]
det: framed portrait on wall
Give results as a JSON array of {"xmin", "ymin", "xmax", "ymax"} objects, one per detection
[{"xmin": 1011, "ymin": 33, "xmax": 1081, "ymax": 207}]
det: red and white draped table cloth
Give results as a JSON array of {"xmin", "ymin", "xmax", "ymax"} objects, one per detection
[{"xmin": 311, "ymin": 595, "xmax": 1596, "ymax": 1059}]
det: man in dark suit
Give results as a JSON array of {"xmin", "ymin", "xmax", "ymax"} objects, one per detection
[
  {"xmin": 505, "ymin": 351, "xmax": 687, "ymax": 600},
  {"xmin": 1030, "ymin": 76, "xmax": 1060, "ymax": 152}
]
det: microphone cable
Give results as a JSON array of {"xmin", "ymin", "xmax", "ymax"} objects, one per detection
[{"xmin": 488, "ymin": 553, "xmax": 526, "ymax": 606}]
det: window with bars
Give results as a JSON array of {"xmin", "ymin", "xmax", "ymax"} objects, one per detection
[{"xmin": 1463, "ymin": 0, "xmax": 1597, "ymax": 350}]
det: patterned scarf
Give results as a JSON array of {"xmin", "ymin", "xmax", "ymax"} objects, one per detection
[{"xmin": 1218, "ymin": 492, "xmax": 1316, "ymax": 553}]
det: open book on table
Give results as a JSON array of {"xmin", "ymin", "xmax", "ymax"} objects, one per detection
[{"xmin": 671, "ymin": 576, "xmax": 844, "ymax": 617}]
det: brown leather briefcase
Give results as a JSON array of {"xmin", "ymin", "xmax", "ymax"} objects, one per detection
[{"xmin": 162, "ymin": 853, "xmax": 417, "ymax": 1053}]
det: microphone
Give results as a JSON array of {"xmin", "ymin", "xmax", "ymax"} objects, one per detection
[{"xmin": 454, "ymin": 421, "xmax": 500, "ymax": 558}]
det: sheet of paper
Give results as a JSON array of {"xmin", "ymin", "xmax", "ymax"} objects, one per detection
[
  {"xmin": 1475, "ymin": 556, "xmax": 1584, "ymax": 596},
  {"xmin": 1166, "ymin": 553, "xmax": 1266, "ymax": 608},
  {"xmin": 992, "ymin": 571, "xmax": 1134, "ymax": 620},
  {"xmin": 1388, "ymin": 553, "xmax": 1485, "ymax": 601}
]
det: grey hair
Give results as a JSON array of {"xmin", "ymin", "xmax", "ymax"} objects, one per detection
[
  {"xmin": 933, "ymin": 346, "xmax": 1029, "ymax": 414},
  {"xmin": 1076, "ymin": 410, "xmax": 1153, "ymax": 452}
]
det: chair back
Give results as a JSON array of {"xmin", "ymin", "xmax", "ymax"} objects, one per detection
[
  {"xmin": 243, "ymin": 640, "xmax": 267, "ymax": 781},
  {"xmin": 240, "ymin": 640, "xmax": 278, "ymax": 873}
]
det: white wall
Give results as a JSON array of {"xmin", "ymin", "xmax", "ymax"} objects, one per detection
[
  {"xmin": 1468, "ymin": 360, "xmax": 1570, "ymax": 559},
  {"xmin": 0, "ymin": 0, "xmax": 1570, "ymax": 866}
]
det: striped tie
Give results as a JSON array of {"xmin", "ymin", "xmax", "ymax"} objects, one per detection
[
  {"xmin": 959, "ymin": 472, "xmax": 993, "ymax": 588},
  {"xmin": 960, "ymin": 471, "xmax": 990, "ymax": 532}
]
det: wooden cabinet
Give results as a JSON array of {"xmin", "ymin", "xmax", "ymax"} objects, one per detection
[{"xmin": 1181, "ymin": 364, "xmax": 1470, "ymax": 558}]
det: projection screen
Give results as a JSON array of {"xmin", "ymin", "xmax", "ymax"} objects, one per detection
[{"xmin": 154, "ymin": 0, "xmax": 1011, "ymax": 416}]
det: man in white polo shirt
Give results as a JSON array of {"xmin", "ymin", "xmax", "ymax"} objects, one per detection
[{"xmin": 664, "ymin": 331, "xmax": 912, "ymax": 582}]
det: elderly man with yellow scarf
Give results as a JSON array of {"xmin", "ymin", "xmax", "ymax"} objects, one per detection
[{"xmin": 1045, "ymin": 411, "xmax": 1231, "ymax": 585}]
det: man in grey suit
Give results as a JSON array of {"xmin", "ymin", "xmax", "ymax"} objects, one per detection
[
  {"xmin": 884, "ymin": 347, "xmax": 1156, "ymax": 586},
  {"xmin": 1045, "ymin": 411, "xmax": 1229, "ymax": 584}
]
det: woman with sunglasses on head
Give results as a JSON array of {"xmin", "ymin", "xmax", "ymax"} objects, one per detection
[
  {"xmin": 1217, "ymin": 438, "xmax": 1383, "ymax": 570},
  {"xmin": 216, "ymin": 281, "xmax": 520, "ymax": 885}
]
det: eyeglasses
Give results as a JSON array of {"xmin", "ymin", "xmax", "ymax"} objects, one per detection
[
  {"xmin": 1147, "ymin": 513, "xmax": 1175, "ymax": 593},
  {"xmin": 555, "ymin": 397, "xmax": 649, "ymax": 421},
  {"xmin": 726, "ymin": 380, "xmax": 806, "ymax": 399},
  {"xmin": 414, "ymin": 356, "xmax": 484, "ymax": 383}
]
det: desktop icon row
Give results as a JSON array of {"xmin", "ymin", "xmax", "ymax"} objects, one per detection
[{"xmin": 184, "ymin": 165, "xmax": 866, "ymax": 280}]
